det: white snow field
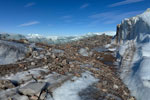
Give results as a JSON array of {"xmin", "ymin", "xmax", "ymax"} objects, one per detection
[{"xmin": 115, "ymin": 8, "xmax": 150, "ymax": 100}]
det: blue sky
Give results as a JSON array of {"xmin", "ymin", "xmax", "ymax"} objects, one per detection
[{"xmin": 0, "ymin": 0, "xmax": 149, "ymax": 36}]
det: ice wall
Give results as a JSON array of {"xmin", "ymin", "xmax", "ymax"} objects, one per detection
[{"xmin": 115, "ymin": 8, "xmax": 150, "ymax": 100}]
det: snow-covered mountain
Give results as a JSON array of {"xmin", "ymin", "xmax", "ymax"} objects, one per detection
[
  {"xmin": 0, "ymin": 31, "xmax": 116, "ymax": 44},
  {"xmin": 114, "ymin": 8, "xmax": 150, "ymax": 100}
]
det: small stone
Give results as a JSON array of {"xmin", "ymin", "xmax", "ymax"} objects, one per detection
[
  {"xmin": 102, "ymin": 81, "xmax": 107, "ymax": 85},
  {"xmin": 20, "ymin": 39, "xmax": 29, "ymax": 44},
  {"xmin": 69, "ymin": 68, "xmax": 72, "ymax": 72},
  {"xmin": 123, "ymin": 91, "xmax": 128, "ymax": 96},
  {"xmin": 75, "ymin": 73, "xmax": 81, "ymax": 77},
  {"xmin": 24, "ymin": 67, "xmax": 28, "ymax": 70},
  {"xmin": 55, "ymin": 58, "xmax": 59, "ymax": 62},
  {"xmin": 97, "ymin": 83, "xmax": 102, "ymax": 88},
  {"xmin": 46, "ymin": 52, "xmax": 51, "ymax": 56},
  {"xmin": 78, "ymin": 48, "xmax": 89, "ymax": 57},
  {"xmin": 18, "ymin": 64, "xmax": 24, "ymax": 67},
  {"xmin": 113, "ymin": 84, "xmax": 119, "ymax": 89},
  {"xmin": 51, "ymin": 54, "xmax": 56, "ymax": 59},
  {"xmin": 128, "ymin": 97, "xmax": 135, "ymax": 100},
  {"xmin": 0, "ymin": 80, "xmax": 15, "ymax": 90},
  {"xmin": 94, "ymin": 74, "xmax": 99, "ymax": 78},
  {"xmin": 70, "ymin": 64, "xmax": 74, "ymax": 68},
  {"xmin": 8, "ymin": 98, "xmax": 13, "ymax": 100},
  {"xmin": 30, "ymin": 96, "xmax": 38, "ymax": 100},
  {"xmin": 32, "ymin": 51, "xmax": 38, "ymax": 56},
  {"xmin": 48, "ymin": 48, "xmax": 52, "ymax": 51},
  {"xmin": 102, "ymin": 89, "xmax": 107, "ymax": 92},
  {"xmin": 44, "ymin": 56, "xmax": 47, "ymax": 60},
  {"xmin": 31, "ymin": 62, "xmax": 35, "ymax": 66},
  {"xmin": 62, "ymin": 59, "xmax": 67, "ymax": 65},
  {"xmin": 43, "ymin": 65, "xmax": 48, "ymax": 69},
  {"xmin": 40, "ymin": 92, "xmax": 46, "ymax": 99}
]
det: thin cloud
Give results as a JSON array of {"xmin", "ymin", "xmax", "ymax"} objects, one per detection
[
  {"xmin": 18, "ymin": 21, "xmax": 40, "ymax": 27},
  {"xmin": 24, "ymin": 2, "xmax": 36, "ymax": 7},
  {"xmin": 108, "ymin": 0, "xmax": 144, "ymax": 7},
  {"xmin": 89, "ymin": 10, "xmax": 143, "ymax": 25},
  {"xmin": 80, "ymin": 3, "xmax": 89, "ymax": 9}
]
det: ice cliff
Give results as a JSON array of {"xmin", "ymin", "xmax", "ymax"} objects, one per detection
[{"xmin": 115, "ymin": 8, "xmax": 150, "ymax": 100}]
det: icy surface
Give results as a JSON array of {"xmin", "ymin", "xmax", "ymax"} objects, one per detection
[
  {"xmin": 0, "ymin": 40, "xmax": 27, "ymax": 65},
  {"xmin": 116, "ymin": 8, "xmax": 150, "ymax": 100},
  {"xmin": 51, "ymin": 71, "xmax": 99, "ymax": 100},
  {"xmin": 3, "ymin": 68, "xmax": 49, "ymax": 83}
]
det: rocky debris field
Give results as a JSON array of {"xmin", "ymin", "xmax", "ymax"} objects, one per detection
[{"xmin": 0, "ymin": 34, "xmax": 135, "ymax": 100}]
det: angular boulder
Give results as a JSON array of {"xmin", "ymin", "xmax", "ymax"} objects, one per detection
[{"xmin": 18, "ymin": 82, "xmax": 46, "ymax": 96}]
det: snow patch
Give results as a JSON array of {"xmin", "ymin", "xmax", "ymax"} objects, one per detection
[{"xmin": 52, "ymin": 71, "xmax": 99, "ymax": 100}]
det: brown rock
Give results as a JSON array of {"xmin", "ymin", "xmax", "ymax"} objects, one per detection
[
  {"xmin": 30, "ymin": 96, "xmax": 38, "ymax": 100},
  {"xmin": 102, "ymin": 89, "xmax": 107, "ymax": 92},
  {"xmin": 62, "ymin": 59, "xmax": 67, "ymax": 65},
  {"xmin": 31, "ymin": 62, "xmax": 36, "ymax": 66},
  {"xmin": 0, "ymin": 80, "xmax": 15, "ymax": 90}
]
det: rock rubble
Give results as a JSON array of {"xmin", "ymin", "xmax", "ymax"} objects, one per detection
[{"xmin": 0, "ymin": 35, "xmax": 135, "ymax": 100}]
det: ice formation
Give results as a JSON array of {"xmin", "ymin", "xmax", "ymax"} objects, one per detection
[
  {"xmin": 115, "ymin": 8, "xmax": 150, "ymax": 100},
  {"xmin": 0, "ymin": 40, "xmax": 27, "ymax": 65}
]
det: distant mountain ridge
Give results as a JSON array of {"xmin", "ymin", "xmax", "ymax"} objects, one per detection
[{"xmin": 0, "ymin": 31, "xmax": 116, "ymax": 44}]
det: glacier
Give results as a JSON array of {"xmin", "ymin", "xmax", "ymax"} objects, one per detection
[{"xmin": 114, "ymin": 8, "xmax": 150, "ymax": 100}]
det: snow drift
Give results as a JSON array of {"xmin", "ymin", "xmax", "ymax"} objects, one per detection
[{"xmin": 115, "ymin": 8, "xmax": 150, "ymax": 100}]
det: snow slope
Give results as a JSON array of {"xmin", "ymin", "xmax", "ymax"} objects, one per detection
[{"xmin": 115, "ymin": 8, "xmax": 150, "ymax": 100}]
